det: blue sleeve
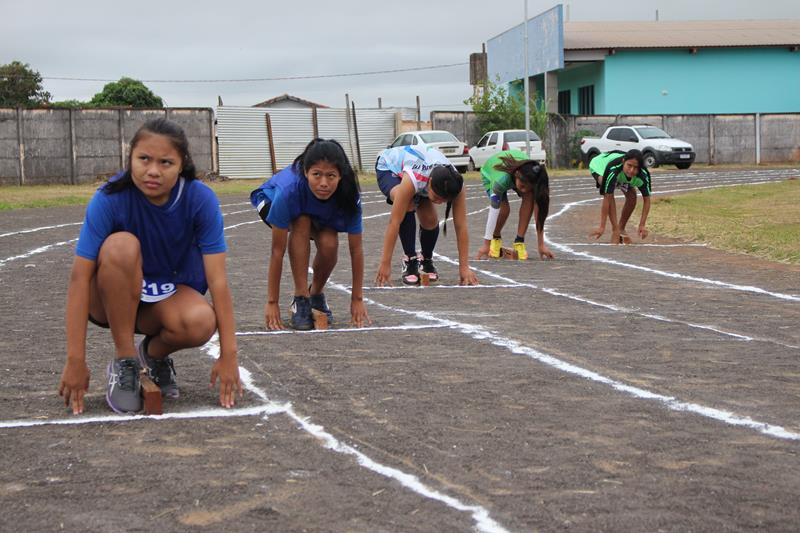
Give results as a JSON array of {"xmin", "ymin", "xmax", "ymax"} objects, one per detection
[
  {"xmin": 193, "ymin": 184, "xmax": 227, "ymax": 254},
  {"xmin": 265, "ymin": 188, "xmax": 293, "ymax": 229},
  {"xmin": 75, "ymin": 190, "xmax": 115, "ymax": 261},
  {"xmin": 346, "ymin": 197, "xmax": 363, "ymax": 234}
]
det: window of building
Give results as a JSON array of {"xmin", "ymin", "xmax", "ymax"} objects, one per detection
[
  {"xmin": 558, "ymin": 90, "xmax": 571, "ymax": 115},
  {"xmin": 578, "ymin": 85, "xmax": 595, "ymax": 115}
]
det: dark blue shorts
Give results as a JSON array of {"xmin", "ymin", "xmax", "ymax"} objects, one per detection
[{"xmin": 376, "ymin": 168, "xmax": 422, "ymax": 208}]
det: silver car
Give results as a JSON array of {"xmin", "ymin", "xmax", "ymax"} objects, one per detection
[
  {"xmin": 468, "ymin": 129, "xmax": 547, "ymax": 170},
  {"xmin": 388, "ymin": 130, "xmax": 470, "ymax": 173}
]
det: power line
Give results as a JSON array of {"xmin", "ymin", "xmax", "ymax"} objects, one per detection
[{"xmin": 0, "ymin": 62, "xmax": 469, "ymax": 84}]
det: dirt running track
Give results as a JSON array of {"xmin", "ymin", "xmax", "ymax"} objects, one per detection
[{"xmin": 1, "ymin": 168, "xmax": 799, "ymax": 532}]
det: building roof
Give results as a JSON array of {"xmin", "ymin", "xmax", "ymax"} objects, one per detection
[
  {"xmin": 253, "ymin": 93, "xmax": 329, "ymax": 108},
  {"xmin": 564, "ymin": 20, "xmax": 800, "ymax": 50}
]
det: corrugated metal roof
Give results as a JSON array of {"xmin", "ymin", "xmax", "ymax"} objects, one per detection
[{"xmin": 565, "ymin": 20, "xmax": 800, "ymax": 50}]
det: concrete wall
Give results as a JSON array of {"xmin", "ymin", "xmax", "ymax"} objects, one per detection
[
  {"xmin": 432, "ymin": 111, "xmax": 800, "ymax": 168},
  {"xmin": 0, "ymin": 107, "xmax": 214, "ymax": 186}
]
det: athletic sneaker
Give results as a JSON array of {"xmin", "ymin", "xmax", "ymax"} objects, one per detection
[
  {"xmin": 401, "ymin": 255, "xmax": 420, "ymax": 285},
  {"xmin": 513, "ymin": 242, "xmax": 528, "ymax": 260},
  {"xmin": 420, "ymin": 258, "xmax": 439, "ymax": 282},
  {"xmin": 106, "ymin": 358, "xmax": 142, "ymax": 414},
  {"xmin": 289, "ymin": 295, "xmax": 314, "ymax": 330},
  {"xmin": 309, "ymin": 292, "xmax": 334, "ymax": 324},
  {"xmin": 489, "ymin": 238, "xmax": 503, "ymax": 259},
  {"xmin": 137, "ymin": 336, "xmax": 179, "ymax": 399}
]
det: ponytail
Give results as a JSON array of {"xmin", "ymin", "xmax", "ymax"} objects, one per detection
[{"xmin": 429, "ymin": 165, "xmax": 463, "ymax": 235}]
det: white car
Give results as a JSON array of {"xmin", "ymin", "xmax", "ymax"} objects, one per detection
[
  {"xmin": 388, "ymin": 130, "xmax": 470, "ymax": 172},
  {"xmin": 468, "ymin": 129, "xmax": 547, "ymax": 170}
]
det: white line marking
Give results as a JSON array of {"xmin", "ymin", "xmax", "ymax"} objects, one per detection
[
  {"xmin": 330, "ymin": 280, "xmax": 800, "ymax": 442},
  {"xmin": 199, "ymin": 334, "xmax": 509, "ymax": 533},
  {"xmin": 433, "ymin": 253, "xmax": 799, "ymax": 350},
  {"xmin": 361, "ymin": 283, "xmax": 527, "ymax": 290},
  {"xmin": 545, "ymin": 182, "xmax": 800, "ymax": 302},
  {"xmin": 0, "ymin": 239, "xmax": 77, "ymax": 267},
  {"xmin": 235, "ymin": 324, "xmax": 450, "ymax": 336},
  {"xmin": 0, "ymin": 404, "xmax": 281, "ymax": 429},
  {"xmin": 0, "ymin": 222, "xmax": 82, "ymax": 239}
]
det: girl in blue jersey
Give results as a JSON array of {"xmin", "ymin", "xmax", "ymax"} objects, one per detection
[
  {"xmin": 250, "ymin": 139, "xmax": 370, "ymax": 331},
  {"xmin": 59, "ymin": 119, "xmax": 241, "ymax": 415}
]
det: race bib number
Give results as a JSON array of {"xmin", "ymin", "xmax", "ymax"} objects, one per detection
[{"xmin": 141, "ymin": 280, "xmax": 177, "ymax": 302}]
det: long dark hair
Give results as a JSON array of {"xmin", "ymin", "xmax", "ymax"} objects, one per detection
[
  {"xmin": 429, "ymin": 165, "xmax": 463, "ymax": 235},
  {"xmin": 623, "ymin": 149, "xmax": 644, "ymax": 170},
  {"xmin": 293, "ymin": 138, "xmax": 360, "ymax": 215},
  {"xmin": 493, "ymin": 155, "xmax": 549, "ymax": 230},
  {"xmin": 104, "ymin": 118, "xmax": 197, "ymax": 195}
]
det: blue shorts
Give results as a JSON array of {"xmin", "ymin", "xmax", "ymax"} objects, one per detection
[{"xmin": 376, "ymin": 168, "xmax": 422, "ymax": 208}]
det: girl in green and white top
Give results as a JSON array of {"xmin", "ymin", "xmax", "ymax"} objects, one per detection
[
  {"xmin": 589, "ymin": 149, "xmax": 652, "ymax": 244},
  {"xmin": 475, "ymin": 149, "xmax": 554, "ymax": 261}
]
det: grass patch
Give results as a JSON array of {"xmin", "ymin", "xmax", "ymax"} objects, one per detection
[{"xmin": 649, "ymin": 179, "xmax": 800, "ymax": 264}]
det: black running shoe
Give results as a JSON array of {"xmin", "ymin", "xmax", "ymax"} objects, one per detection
[{"xmin": 401, "ymin": 255, "xmax": 420, "ymax": 285}]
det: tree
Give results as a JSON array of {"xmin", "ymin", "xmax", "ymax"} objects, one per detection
[
  {"xmin": 90, "ymin": 77, "xmax": 164, "ymax": 108},
  {"xmin": 0, "ymin": 61, "xmax": 51, "ymax": 107},
  {"xmin": 464, "ymin": 78, "xmax": 547, "ymax": 140}
]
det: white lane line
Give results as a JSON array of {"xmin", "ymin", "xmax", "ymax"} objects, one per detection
[
  {"xmin": 199, "ymin": 335, "xmax": 509, "ymax": 533},
  {"xmin": 557, "ymin": 243, "xmax": 708, "ymax": 247},
  {"xmin": 361, "ymin": 283, "xmax": 527, "ymax": 290},
  {"xmin": 545, "ymin": 181, "xmax": 800, "ymax": 302},
  {"xmin": 433, "ymin": 253, "xmax": 799, "ymax": 350},
  {"xmin": 0, "ymin": 222, "xmax": 82, "ymax": 239},
  {"xmin": 0, "ymin": 239, "xmax": 77, "ymax": 267},
  {"xmin": 0, "ymin": 404, "xmax": 282, "ymax": 429},
  {"xmin": 235, "ymin": 324, "xmax": 450, "ymax": 336},
  {"xmin": 327, "ymin": 280, "xmax": 800, "ymax": 442}
]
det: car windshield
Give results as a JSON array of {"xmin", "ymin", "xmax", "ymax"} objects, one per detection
[
  {"xmin": 635, "ymin": 127, "xmax": 671, "ymax": 139},
  {"xmin": 504, "ymin": 131, "xmax": 540, "ymax": 142},
  {"xmin": 419, "ymin": 132, "xmax": 458, "ymax": 143}
]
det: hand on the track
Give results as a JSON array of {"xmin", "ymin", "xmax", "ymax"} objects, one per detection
[
  {"xmin": 589, "ymin": 227, "xmax": 605, "ymax": 240},
  {"xmin": 638, "ymin": 226, "xmax": 649, "ymax": 240},
  {"xmin": 538, "ymin": 244, "xmax": 555, "ymax": 260},
  {"xmin": 350, "ymin": 300, "xmax": 372, "ymax": 328},
  {"xmin": 264, "ymin": 302, "xmax": 283, "ymax": 330},
  {"xmin": 210, "ymin": 355, "xmax": 242, "ymax": 409},
  {"xmin": 375, "ymin": 263, "xmax": 393, "ymax": 287},
  {"xmin": 59, "ymin": 359, "xmax": 90, "ymax": 415},
  {"xmin": 474, "ymin": 245, "xmax": 490, "ymax": 260},
  {"xmin": 459, "ymin": 267, "xmax": 479, "ymax": 286}
]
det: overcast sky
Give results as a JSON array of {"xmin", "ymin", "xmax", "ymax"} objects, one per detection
[{"xmin": 2, "ymin": 0, "xmax": 797, "ymax": 114}]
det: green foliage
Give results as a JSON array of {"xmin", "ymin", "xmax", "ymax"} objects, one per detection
[
  {"xmin": 50, "ymin": 99, "xmax": 89, "ymax": 109},
  {"xmin": 90, "ymin": 77, "xmax": 164, "ymax": 108},
  {"xmin": 464, "ymin": 78, "xmax": 547, "ymax": 140},
  {"xmin": 568, "ymin": 129, "xmax": 597, "ymax": 168},
  {"xmin": 0, "ymin": 61, "xmax": 51, "ymax": 107}
]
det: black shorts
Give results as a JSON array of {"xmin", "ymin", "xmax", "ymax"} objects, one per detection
[
  {"xmin": 376, "ymin": 168, "xmax": 423, "ymax": 208},
  {"xmin": 89, "ymin": 301, "xmax": 149, "ymax": 334}
]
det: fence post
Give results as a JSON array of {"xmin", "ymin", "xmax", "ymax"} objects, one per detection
[
  {"xmin": 351, "ymin": 101, "xmax": 363, "ymax": 172},
  {"xmin": 69, "ymin": 108, "xmax": 77, "ymax": 185},
  {"xmin": 708, "ymin": 115, "xmax": 715, "ymax": 165},
  {"xmin": 118, "ymin": 109, "xmax": 125, "ymax": 170},
  {"xmin": 265, "ymin": 113, "xmax": 277, "ymax": 175},
  {"xmin": 16, "ymin": 107, "xmax": 25, "ymax": 185},
  {"xmin": 416, "ymin": 96, "xmax": 421, "ymax": 130},
  {"xmin": 755, "ymin": 113, "xmax": 761, "ymax": 165},
  {"xmin": 312, "ymin": 107, "xmax": 319, "ymax": 139}
]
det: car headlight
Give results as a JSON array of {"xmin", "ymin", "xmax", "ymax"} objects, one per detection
[{"xmin": 657, "ymin": 145, "xmax": 671, "ymax": 152}]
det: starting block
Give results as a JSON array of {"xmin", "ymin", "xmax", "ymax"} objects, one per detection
[
  {"xmin": 140, "ymin": 373, "xmax": 162, "ymax": 415},
  {"xmin": 619, "ymin": 235, "xmax": 633, "ymax": 245},
  {"xmin": 499, "ymin": 247, "xmax": 519, "ymax": 260},
  {"xmin": 420, "ymin": 272, "xmax": 430, "ymax": 286},
  {"xmin": 312, "ymin": 309, "xmax": 328, "ymax": 330}
]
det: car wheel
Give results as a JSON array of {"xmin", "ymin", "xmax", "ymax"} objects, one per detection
[
  {"xmin": 675, "ymin": 163, "xmax": 692, "ymax": 170},
  {"xmin": 456, "ymin": 166, "xmax": 468, "ymax": 174},
  {"xmin": 467, "ymin": 158, "xmax": 477, "ymax": 172},
  {"xmin": 642, "ymin": 151, "xmax": 658, "ymax": 168}
]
